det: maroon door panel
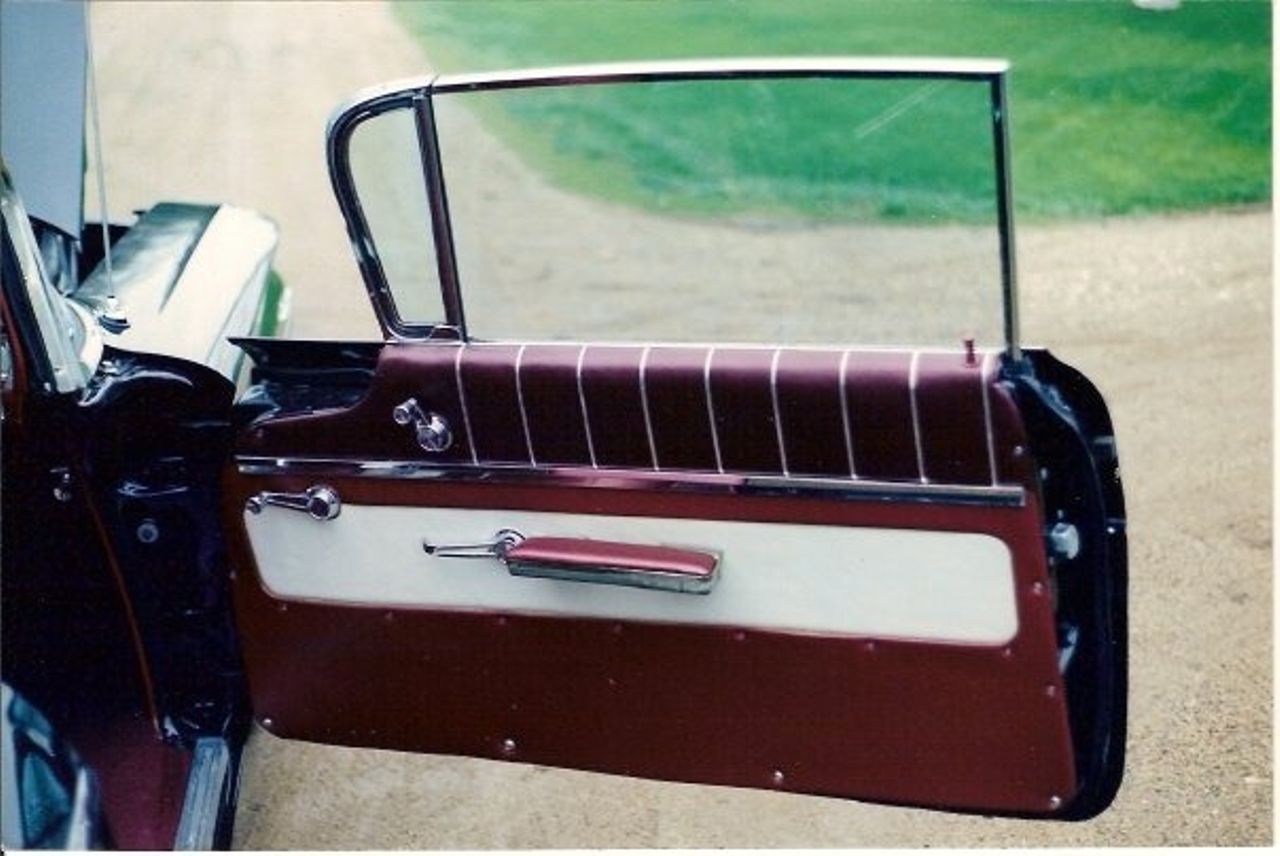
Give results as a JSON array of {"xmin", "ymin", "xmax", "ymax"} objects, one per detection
[
  {"xmin": 227, "ymin": 341, "xmax": 1078, "ymax": 815},
  {"xmin": 518, "ymin": 344, "xmax": 594, "ymax": 466},
  {"xmin": 579, "ymin": 345, "xmax": 652, "ymax": 469},
  {"xmin": 224, "ymin": 469, "xmax": 1074, "ymax": 815},
  {"xmin": 915, "ymin": 351, "xmax": 998, "ymax": 485},
  {"xmin": 707, "ymin": 348, "xmax": 783, "ymax": 474},
  {"xmin": 774, "ymin": 348, "xmax": 850, "ymax": 478},
  {"xmin": 238, "ymin": 343, "xmax": 1027, "ymax": 488},
  {"xmin": 458, "ymin": 344, "xmax": 530, "ymax": 464},
  {"xmin": 643, "ymin": 346, "xmax": 719, "ymax": 471},
  {"xmin": 841, "ymin": 350, "xmax": 920, "ymax": 482}
]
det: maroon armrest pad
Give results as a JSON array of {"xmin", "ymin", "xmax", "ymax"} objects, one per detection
[{"xmin": 506, "ymin": 537, "xmax": 719, "ymax": 578}]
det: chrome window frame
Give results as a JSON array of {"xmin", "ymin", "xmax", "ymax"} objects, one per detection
[{"xmin": 327, "ymin": 57, "xmax": 1022, "ymax": 361}]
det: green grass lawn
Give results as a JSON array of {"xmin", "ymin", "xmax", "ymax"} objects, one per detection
[{"xmin": 395, "ymin": 0, "xmax": 1270, "ymax": 220}]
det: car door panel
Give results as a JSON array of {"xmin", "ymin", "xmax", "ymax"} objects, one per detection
[
  {"xmin": 218, "ymin": 60, "xmax": 1126, "ymax": 821},
  {"xmin": 223, "ymin": 480, "xmax": 1071, "ymax": 815},
  {"xmin": 223, "ymin": 340, "xmax": 1077, "ymax": 815}
]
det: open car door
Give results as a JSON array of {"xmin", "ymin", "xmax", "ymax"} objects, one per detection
[{"xmin": 223, "ymin": 59, "xmax": 1126, "ymax": 819}]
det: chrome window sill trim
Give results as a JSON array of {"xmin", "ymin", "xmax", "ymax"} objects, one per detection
[{"xmin": 235, "ymin": 456, "xmax": 1025, "ymax": 507}]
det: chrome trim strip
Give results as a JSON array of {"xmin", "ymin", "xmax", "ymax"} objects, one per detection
[
  {"xmin": 65, "ymin": 766, "xmax": 100, "ymax": 850},
  {"xmin": 325, "ymin": 73, "xmax": 437, "ymax": 130},
  {"xmin": 703, "ymin": 347, "xmax": 724, "ymax": 474},
  {"xmin": 234, "ymin": 456, "xmax": 1026, "ymax": 507},
  {"xmin": 413, "ymin": 93, "xmax": 466, "ymax": 333},
  {"xmin": 454, "ymin": 345, "xmax": 479, "ymax": 465},
  {"xmin": 514, "ymin": 343, "xmax": 536, "ymax": 465},
  {"xmin": 576, "ymin": 344, "xmax": 598, "ymax": 469},
  {"xmin": 742, "ymin": 475, "xmax": 1024, "ymax": 506},
  {"xmin": 908, "ymin": 350, "xmax": 927, "ymax": 484},
  {"xmin": 174, "ymin": 737, "xmax": 231, "ymax": 851},
  {"xmin": 434, "ymin": 57, "xmax": 1011, "ymax": 94},
  {"xmin": 980, "ymin": 350, "xmax": 998, "ymax": 486},
  {"xmin": 990, "ymin": 72, "xmax": 1021, "ymax": 362},
  {"xmin": 769, "ymin": 348, "xmax": 789, "ymax": 477},
  {"xmin": 639, "ymin": 345, "xmax": 659, "ymax": 471},
  {"xmin": 329, "ymin": 60, "xmax": 1009, "ymax": 115},
  {"xmin": 505, "ymin": 553, "xmax": 720, "ymax": 595},
  {"xmin": 332, "ymin": 58, "xmax": 1008, "ymax": 113},
  {"xmin": 464, "ymin": 340, "xmax": 1004, "ymax": 355},
  {"xmin": 838, "ymin": 348, "xmax": 858, "ymax": 479}
]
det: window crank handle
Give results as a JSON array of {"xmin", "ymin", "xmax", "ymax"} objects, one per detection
[{"xmin": 393, "ymin": 397, "xmax": 453, "ymax": 453}]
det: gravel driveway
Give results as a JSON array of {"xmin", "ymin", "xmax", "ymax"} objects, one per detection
[{"xmin": 87, "ymin": 1, "xmax": 1272, "ymax": 847}]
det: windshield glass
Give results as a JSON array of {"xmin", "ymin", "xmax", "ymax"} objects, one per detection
[{"xmin": 336, "ymin": 61, "xmax": 1012, "ymax": 350}]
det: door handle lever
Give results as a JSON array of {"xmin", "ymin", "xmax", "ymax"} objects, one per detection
[
  {"xmin": 423, "ymin": 528, "xmax": 524, "ymax": 558},
  {"xmin": 422, "ymin": 529, "xmax": 720, "ymax": 594}
]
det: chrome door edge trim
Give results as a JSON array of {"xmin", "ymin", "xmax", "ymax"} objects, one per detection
[{"xmin": 234, "ymin": 456, "xmax": 1026, "ymax": 507}]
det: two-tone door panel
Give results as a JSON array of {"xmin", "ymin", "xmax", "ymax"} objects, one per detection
[{"xmin": 224, "ymin": 59, "xmax": 1126, "ymax": 820}]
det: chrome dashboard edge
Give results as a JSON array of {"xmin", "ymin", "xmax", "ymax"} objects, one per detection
[{"xmin": 234, "ymin": 456, "xmax": 1026, "ymax": 507}]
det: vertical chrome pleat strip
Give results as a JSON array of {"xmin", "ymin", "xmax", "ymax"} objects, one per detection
[
  {"xmin": 769, "ymin": 348, "xmax": 790, "ymax": 477},
  {"xmin": 704, "ymin": 347, "xmax": 725, "ymax": 474},
  {"xmin": 576, "ymin": 344, "xmax": 598, "ymax": 469},
  {"xmin": 980, "ymin": 350, "xmax": 998, "ymax": 486},
  {"xmin": 908, "ymin": 350, "xmax": 927, "ymax": 484},
  {"xmin": 514, "ymin": 344, "xmax": 536, "ymax": 466},
  {"xmin": 639, "ymin": 346, "xmax": 660, "ymax": 471},
  {"xmin": 838, "ymin": 348, "xmax": 857, "ymax": 479},
  {"xmin": 453, "ymin": 345, "xmax": 479, "ymax": 466}
]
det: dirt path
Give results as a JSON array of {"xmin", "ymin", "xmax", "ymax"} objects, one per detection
[{"xmin": 88, "ymin": 1, "xmax": 1272, "ymax": 847}]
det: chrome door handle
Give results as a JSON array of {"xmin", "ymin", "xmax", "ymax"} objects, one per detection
[
  {"xmin": 423, "ymin": 528, "xmax": 525, "ymax": 559},
  {"xmin": 245, "ymin": 485, "xmax": 341, "ymax": 521},
  {"xmin": 423, "ymin": 529, "xmax": 720, "ymax": 594},
  {"xmin": 393, "ymin": 397, "xmax": 452, "ymax": 453}
]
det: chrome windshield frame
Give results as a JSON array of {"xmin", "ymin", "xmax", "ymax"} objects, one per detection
[
  {"xmin": 0, "ymin": 164, "xmax": 100, "ymax": 394},
  {"xmin": 326, "ymin": 57, "xmax": 1022, "ymax": 361}
]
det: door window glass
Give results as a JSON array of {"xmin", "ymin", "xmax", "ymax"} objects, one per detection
[{"xmin": 434, "ymin": 77, "xmax": 1000, "ymax": 346}]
